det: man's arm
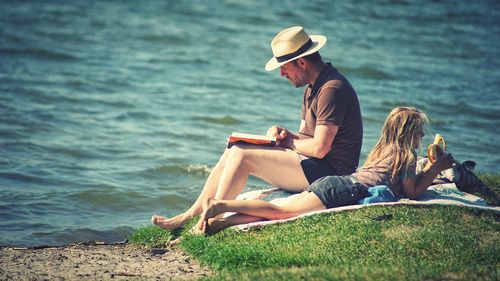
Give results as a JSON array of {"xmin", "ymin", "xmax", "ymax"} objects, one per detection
[
  {"xmin": 266, "ymin": 120, "xmax": 312, "ymax": 146},
  {"xmin": 297, "ymin": 120, "xmax": 310, "ymax": 139},
  {"xmin": 281, "ymin": 123, "xmax": 338, "ymax": 158}
]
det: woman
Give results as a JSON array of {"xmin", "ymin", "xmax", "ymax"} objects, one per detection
[{"xmin": 197, "ymin": 107, "xmax": 454, "ymax": 234}]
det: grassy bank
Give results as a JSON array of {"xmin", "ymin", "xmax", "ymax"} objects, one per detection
[{"xmin": 130, "ymin": 173, "xmax": 500, "ymax": 280}]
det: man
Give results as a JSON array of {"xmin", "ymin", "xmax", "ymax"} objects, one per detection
[{"xmin": 152, "ymin": 26, "xmax": 362, "ymax": 230}]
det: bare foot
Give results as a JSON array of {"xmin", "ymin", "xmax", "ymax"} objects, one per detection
[
  {"xmin": 204, "ymin": 218, "xmax": 229, "ymax": 235},
  {"xmin": 197, "ymin": 198, "xmax": 223, "ymax": 232},
  {"xmin": 151, "ymin": 213, "xmax": 191, "ymax": 230}
]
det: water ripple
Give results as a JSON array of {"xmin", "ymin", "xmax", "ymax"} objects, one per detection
[
  {"xmin": 0, "ymin": 47, "xmax": 79, "ymax": 61},
  {"xmin": 192, "ymin": 115, "xmax": 242, "ymax": 125},
  {"xmin": 143, "ymin": 164, "xmax": 213, "ymax": 177}
]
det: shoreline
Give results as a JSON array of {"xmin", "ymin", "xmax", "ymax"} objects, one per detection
[{"xmin": 0, "ymin": 241, "xmax": 211, "ymax": 280}]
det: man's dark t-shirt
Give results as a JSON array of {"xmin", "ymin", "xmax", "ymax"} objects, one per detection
[{"xmin": 300, "ymin": 63, "xmax": 363, "ymax": 175}]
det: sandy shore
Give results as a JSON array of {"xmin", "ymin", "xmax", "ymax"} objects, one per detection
[{"xmin": 0, "ymin": 241, "xmax": 212, "ymax": 280}]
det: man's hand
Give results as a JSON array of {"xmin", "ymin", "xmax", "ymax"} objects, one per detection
[{"xmin": 266, "ymin": 125, "xmax": 288, "ymax": 146}]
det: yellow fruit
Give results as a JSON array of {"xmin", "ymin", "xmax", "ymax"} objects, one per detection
[
  {"xmin": 427, "ymin": 134, "xmax": 446, "ymax": 163},
  {"xmin": 427, "ymin": 144, "xmax": 438, "ymax": 163},
  {"xmin": 433, "ymin": 134, "xmax": 446, "ymax": 152}
]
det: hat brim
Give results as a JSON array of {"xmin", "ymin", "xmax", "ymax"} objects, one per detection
[{"xmin": 265, "ymin": 35, "xmax": 327, "ymax": 71}]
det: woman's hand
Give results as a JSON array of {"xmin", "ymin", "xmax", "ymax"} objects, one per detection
[
  {"xmin": 428, "ymin": 144, "xmax": 446, "ymax": 163},
  {"xmin": 433, "ymin": 152, "xmax": 454, "ymax": 172}
]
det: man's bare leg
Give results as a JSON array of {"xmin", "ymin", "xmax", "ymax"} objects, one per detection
[
  {"xmin": 154, "ymin": 144, "xmax": 310, "ymax": 230},
  {"xmin": 214, "ymin": 144, "xmax": 310, "ymax": 200},
  {"xmin": 193, "ymin": 144, "xmax": 310, "ymax": 229},
  {"xmin": 152, "ymin": 149, "xmax": 230, "ymax": 229}
]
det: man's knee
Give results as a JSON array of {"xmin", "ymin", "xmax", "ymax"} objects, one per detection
[
  {"xmin": 216, "ymin": 149, "xmax": 231, "ymax": 167},
  {"xmin": 226, "ymin": 144, "xmax": 248, "ymax": 164}
]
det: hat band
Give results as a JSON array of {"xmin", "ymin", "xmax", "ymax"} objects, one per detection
[{"xmin": 275, "ymin": 39, "xmax": 313, "ymax": 63}]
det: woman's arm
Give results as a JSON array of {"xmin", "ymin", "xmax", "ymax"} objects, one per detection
[{"xmin": 402, "ymin": 153, "xmax": 454, "ymax": 199}]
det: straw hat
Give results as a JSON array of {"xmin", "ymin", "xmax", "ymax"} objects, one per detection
[{"xmin": 265, "ymin": 26, "xmax": 327, "ymax": 71}]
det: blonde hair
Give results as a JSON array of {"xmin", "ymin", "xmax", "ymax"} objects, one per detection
[{"xmin": 362, "ymin": 107, "xmax": 428, "ymax": 178}]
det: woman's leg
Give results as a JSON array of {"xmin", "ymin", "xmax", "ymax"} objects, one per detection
[
  {"xmin": 205, "ymin": 214, "xmax": 264, "ymax": 235},
  {"xmin": 199, "ymin": 191, "xmax": 325, "ymax": 232}
]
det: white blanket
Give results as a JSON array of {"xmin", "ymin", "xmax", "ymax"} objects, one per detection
[{"xmin": 228, "ymin": 183, "xmax": 500, "ymax": 231}]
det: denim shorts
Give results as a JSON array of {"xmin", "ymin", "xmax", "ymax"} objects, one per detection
[{"xmin": 307, "ymin": 175, "xmax": 368, "ymax": 208}]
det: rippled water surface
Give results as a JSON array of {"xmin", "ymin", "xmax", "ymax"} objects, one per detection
[{"xmin": 1, "ymin": 0, "xmax": 499, "ymax": 246}]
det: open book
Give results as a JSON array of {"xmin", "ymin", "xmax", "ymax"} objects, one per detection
[{"xmin": 227, "ymin": 132, "xmax": 277, "ymax": 148}]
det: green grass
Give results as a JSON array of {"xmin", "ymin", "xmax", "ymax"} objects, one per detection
[
  {"xmin": 128, "ymin": 218, "xmax": 198, "ymax": 248},
  {"xmin": 130, "ymin": 173, "xmax": 500, "ymax": 280},
  {"xmin": 128, "ymin": 224, "xmax": 172, "ymax": 248},
  {"xmin": 184, "ymin": 206, "xmax": 499, "ymax": 280},
  {"xmin": 479, "ymin": 173, "xmax": 500, "ymax": 191},
  {"xmin": 477, "ymin": 172, "xmax": 500, "ymax": 205}
]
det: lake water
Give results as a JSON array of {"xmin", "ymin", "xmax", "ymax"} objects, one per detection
[{"xmin": 1, "ymin": 0, "xmax": 499, "ymax": 246}]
